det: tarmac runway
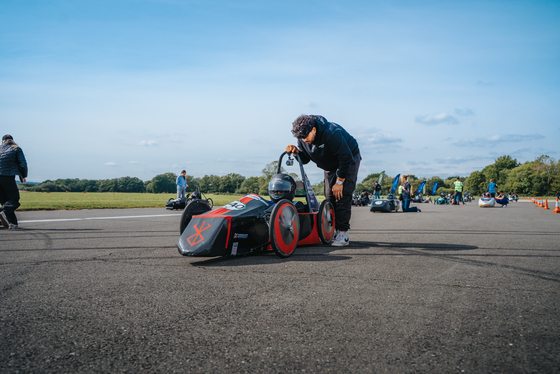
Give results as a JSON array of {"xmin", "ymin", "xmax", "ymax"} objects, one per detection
[{"xmin": 1, "ymin": 200, "xmax": 559, "ymax": 373}]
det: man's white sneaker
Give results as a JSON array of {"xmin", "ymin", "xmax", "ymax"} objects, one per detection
[
  {"xmin": 0, "ymin": 211, "xmax": 9, "ymax": 228},
  {"xmin": 331, "ymin": 231, "xmax": 349, "ymax": 247},
  {"xmin": 9, "ymin": 223, "xmax": 20, "ymax": 229}
]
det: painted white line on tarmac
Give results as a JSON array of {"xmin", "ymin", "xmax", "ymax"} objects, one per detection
[{"xmin": 20, "ymin": 214, "xmax": 182, "ymax": 224}]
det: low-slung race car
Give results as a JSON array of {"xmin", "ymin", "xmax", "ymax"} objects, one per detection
[
  {"xmin": 177, "ymin": 152, "xmax": 336, "ymax": 258},
  {"xmin": 370, "ymin": 174, "xmax": 401, "ymax": 213}
]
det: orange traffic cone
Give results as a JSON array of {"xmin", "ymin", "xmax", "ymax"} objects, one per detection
[
  {"xmin": 538, "ymin": 199, "xmax": 543, "ymax": 207},
  {"xmin": 553, "ymin": 198, "xmax": 560, "ymax": 214},
  {"xmin": 543, "ymin": 199, "xmax": 550, "ymax": 210}
]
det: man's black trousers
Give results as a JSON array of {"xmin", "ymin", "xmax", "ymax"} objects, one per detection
[
  {"xmin": 324, "ymin": 155, "xmax": 361, "ymax": 232},
  {"xmin": 0, "ymin": 176, "xmax": 21, "ymax": 225}
]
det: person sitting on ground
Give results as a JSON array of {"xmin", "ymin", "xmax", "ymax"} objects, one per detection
[
  {"xmin": 424, "ymin": 195, "xmax": 432, "ymax": 203},
  {"xmin": 495, "ymin": 190, "xmax": 509, "ymax": 207},
  {"xmin": 359, "ymin": 189, "xmax": 369, "ymax": 206}
]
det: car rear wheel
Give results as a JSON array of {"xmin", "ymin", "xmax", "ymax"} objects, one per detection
[
  {"xmin": 180, "ymin": 200, "xmax": 212, "ymax": 234},
  {"xmin": 269, "ymin": 199, "xmax": 300, "ymax": 258},
  {"xmin": 205, "ymin": 198, "xmax": 214, "ymax": 209},
  {"xmin": 317, "ymin": 200, "xmax": 335, "ymax": 244}
]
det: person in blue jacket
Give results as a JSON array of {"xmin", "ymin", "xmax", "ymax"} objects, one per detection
[
  {"xmin": 0, "ymin": 135, "xmax": 28, "ymax": 229},
  {"xmin": 286, "ymin": 115, "xmax": 361, "ymax": 247},
  {"xmin": 487, "ymin": 179, "xmax": 497, "ymax": 197},
  {"xmin": 176, "ymin": 170, "xmax": 188, "ymax": 199}
]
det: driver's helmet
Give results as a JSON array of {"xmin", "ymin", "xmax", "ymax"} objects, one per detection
[
  {"xmin": 268, "ymin": 173, "xmax": 296, "ymax": 203},
  {"xmin": 192, "ymin": 191, "xmax": 200, "ymax": 199},
  {"xmin": 440, "ymin": 192, "xmax": 445, "ymax": 197},
  {"xmin": 483, "ymin": 192, "xmax": 490, "ymax": 198}
]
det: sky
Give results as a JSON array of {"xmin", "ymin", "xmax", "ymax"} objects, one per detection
[{"xmin": 1, "ymin": 0, "xmax": 559, "ymax": 184}]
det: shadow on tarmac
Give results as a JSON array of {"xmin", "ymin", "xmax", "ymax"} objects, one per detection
[{"xmin": 191, "ymin": 241, "xmax": 560, "ymax": 284}]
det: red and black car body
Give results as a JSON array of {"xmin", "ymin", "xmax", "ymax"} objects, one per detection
[{"xmin": 177, "ymin": 152, "xmax": 336, "ymax": 258}]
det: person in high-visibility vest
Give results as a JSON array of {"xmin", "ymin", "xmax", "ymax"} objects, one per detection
[{"xmin": 453, "ymin": 177, "xmax": 464, "ymax": 205}]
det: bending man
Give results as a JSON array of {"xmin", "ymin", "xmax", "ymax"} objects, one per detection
[{"xmin": 286, "ymin": 115, "xmax": 360, "ymax": 247}]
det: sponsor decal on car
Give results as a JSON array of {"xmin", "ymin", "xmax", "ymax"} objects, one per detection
[
  {"xmin": 187, "ymin": 221, "xmax": 211, "ymax": 246},
  {"xmin": 224, "ymin": 201, "xmax": 246, "ymax": 211},
  {"xmin": 234, "ymin": 233, "xmax": 249, "ymax": 239},
  {"xmin": 231, "ymin": 242, "xmax": 238, "ymax": 256}
]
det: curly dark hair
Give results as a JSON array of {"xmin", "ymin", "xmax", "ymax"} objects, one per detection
[{"xmin": 291, "ymin": 115, "xmax": 316, "ymax": 139}]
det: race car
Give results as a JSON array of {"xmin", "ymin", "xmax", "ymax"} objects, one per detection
[
  {"xmin": 434, "ymin": 192, "xmax": 450, "ymax": 205},
  {"xmin": 370, "ymin": 174, "xmax": 401, "ymax": 213},
  {"xmin": 370, "ymin": 193, "xmax": 400, "ymax": 212},
  {"xmin": 479, "ymin": 192, "xmax": 496, "ymax": 207},
  {"xmin": 165, "ymin": 186, "xmax": 214, "ymax": 210},
  {"xmin": 177, "ymin": 152, "xmax": 336, "ymax": 258}
]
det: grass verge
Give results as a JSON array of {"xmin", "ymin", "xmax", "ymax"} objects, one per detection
[{"xmin": 18, "ymin": 192, "xmax": 245, "ymax": 211}]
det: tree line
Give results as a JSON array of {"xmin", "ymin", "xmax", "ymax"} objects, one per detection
[
  {"xmin": 355, "ymin": 154, "xmax": 559, "ymax": 197},
  {"xmin": 19, "ymin": 154, "xmax": 559, "ymax": 197},
  {"xmin": 18, "ymin": 161, "xmax": 326, "ymax": 196}
]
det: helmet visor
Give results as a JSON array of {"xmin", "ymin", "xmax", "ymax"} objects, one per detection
[{"xmin": 268, "ymin": 179, "xmax": 293, "ymax": 200}]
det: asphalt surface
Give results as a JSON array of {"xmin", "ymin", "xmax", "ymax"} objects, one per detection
[{"xmin": 1, "ymin": 200, "xmax": 559, "ymax": 373}]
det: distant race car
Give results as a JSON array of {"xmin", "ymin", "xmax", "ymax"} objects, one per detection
[
  {"xmin": 166, "ymin": 187, "xmax": 213, "ymax": 210},
  {"xmin": 479, "ymin": 192, "xmax": 496, "ymax": 207},
  {"xmin": 370, "ymin": 193, "xmax": 400, "ymax": 212},
  {"xmin": 434, "ymin": 192, "xmax": 450, "ymax": 205},
  {"xmin": 370, "ymin": 174, "xmax": 401, "ymax": 213},
  {"xmin": 177, "ymin": 152, "xmax": 336, "ymax": 258}
]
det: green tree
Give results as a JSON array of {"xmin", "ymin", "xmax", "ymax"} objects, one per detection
[
  {"xmin": 466, "ymin": 171, "xmax": 486, "ymax": 195},
  {"xmin": 148, "ymin": 173, "xmax": 177, "ymax": 193},
  {"xmin": 218, "ymin": 173, "xmax": 246, "ymax": 194},
  {"xmin": 236, "ymin": 176, "xmax": 261, "ymax": 194}
]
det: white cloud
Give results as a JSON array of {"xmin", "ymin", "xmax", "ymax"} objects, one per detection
[
  {"xmin": 455, "ymin": 108, "xmax": 474, "ymax": 116},
  {"xmin": 105, "ymin": 162, "xmax": 117, "ymax": 166},
  {"xmin": 435, "ymin": 155, "xmax": 493, "ymax": 165},
  {"xmin": 415, "ymin": 112, "xmax": 459, "ymax": 125},
  {"xmin": 139, "ymin": 140, "xmax": 158, "ymax": 146},
  {"xmin": 355, "ymin": 128, "xmax": 403, "ymax": 146},
  {"xmin": 452, "ymin": 134, "xmax": 545, "ymax": 147},
  {"xmin": 406, "ymin": 161, "xmax": 429, "ymax": 166},
  {"xmin": 128, "ymin": 161, "xmax": 139, "ymax": 164}
]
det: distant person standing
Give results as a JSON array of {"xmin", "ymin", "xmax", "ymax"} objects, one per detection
[
  {"xmin": 487, "ymin": 179, "xmax": 497, "ymax": 197},
  {"xmin": 176, "ymin": 170, "xmax": 188, "ymax": 199},
  {"xmin": 0, "ymin": 135, "xmax": 28, "ymax": 229},
  {"xmin": 374, "ymin": 181, "xmax": 381, "ymax": 199},
  {"xmin": 400, "ymin": 175, "xmax": 420, "ymax": 213},
  {"xmin": 454, "ymin": 177, "xmax": 464, "ymax": 205}
]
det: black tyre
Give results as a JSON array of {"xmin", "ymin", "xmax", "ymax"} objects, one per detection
[
  {"xmin": 206, "ymin": 198, "xmax": 214, "ymax": 209},
  {"xmin": 269, "ymin": 199, "xmax": 300, "ymax": 258},
  {"xmin": 317, "ymin": 200, "xmax": 335, "ymax": 244},
  {"xmin": 179, "ymin": 200, "xmax": 211, "ymax": 234}
]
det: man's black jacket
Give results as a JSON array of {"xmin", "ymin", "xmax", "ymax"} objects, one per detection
[
  {"xmin": 0, "ymin": 143, "xmax": 28, "ymax": 179},
  {"xmin": 296, "ymin": 115, "xmax": 360, "ymax": 180}
]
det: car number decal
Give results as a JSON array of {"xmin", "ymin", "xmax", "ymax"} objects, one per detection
[{"xmin": 225, "ymin": 201, "xmax": 246, "ymax": 211}]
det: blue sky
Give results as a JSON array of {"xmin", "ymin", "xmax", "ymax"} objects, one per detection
[{"xmin": 1, "ymin": 0, "xmax": 559, "ymax": 184}]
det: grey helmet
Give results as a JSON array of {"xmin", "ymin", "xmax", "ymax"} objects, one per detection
[{"xmin": 268, "ymin": 173, "xmax": 296, "ymax": 203}]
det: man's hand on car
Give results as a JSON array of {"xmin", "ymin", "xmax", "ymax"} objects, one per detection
[{"xmin": 285, "ymin": 145, "xmax": 299, "ymax": 154}]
